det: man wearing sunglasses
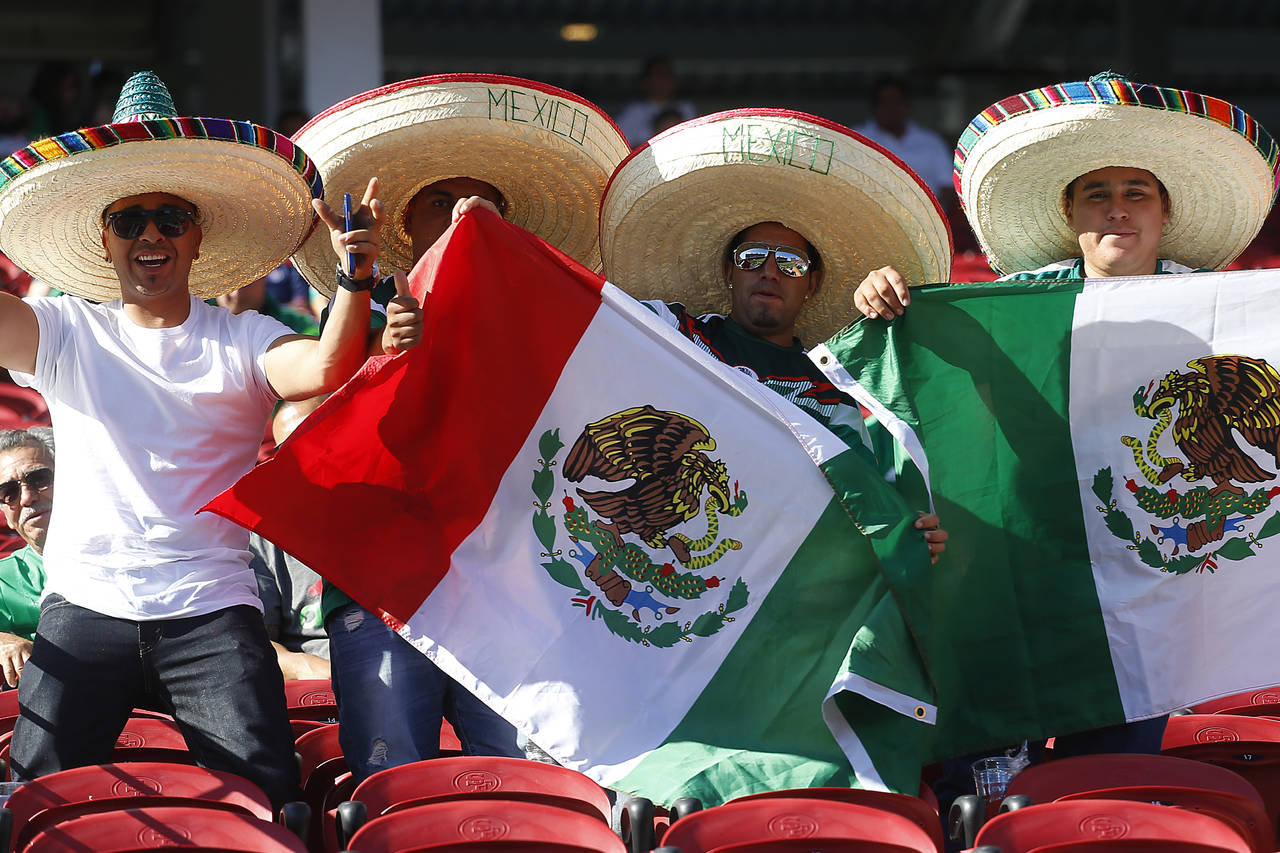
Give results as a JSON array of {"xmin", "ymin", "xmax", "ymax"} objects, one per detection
[
  {"xmin": 633, "ymin": 220, "xmax": 946, "ymax": 563},
  {"xmin": 0, "ymin": 428, "xmax": 54, "ymax": 690},
  {"xmin": 0, "ymin": 73, "xmax": 421, "ymax": 808}
]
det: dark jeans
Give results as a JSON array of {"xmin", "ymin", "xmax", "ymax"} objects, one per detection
[
  {"xmin": 11, "ymin": 594, "xmax": 301, "ymax": 808},
  {"xmin": 327, "ymin": 602, "xmax": 522, "ymax": 783}
]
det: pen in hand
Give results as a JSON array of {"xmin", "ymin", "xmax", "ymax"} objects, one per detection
[{"xmin": 342, "ymin": 192, "xmax": 356, "ymax": 276}]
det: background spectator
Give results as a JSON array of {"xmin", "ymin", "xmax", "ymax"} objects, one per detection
[
  {"xmin": 614, "ymin": 57, "xmax": 696, "ymax": 148},
  {"xmin": 853, "ymin": 77, "xmax": 954, "ymax": 203},
  {"xmin": 0, "ymin": 428, "xmax": 54, "ymax": 688},
  {"xmin": 25, "ymin": 61, "xmax": 84, "ymax": 138}
]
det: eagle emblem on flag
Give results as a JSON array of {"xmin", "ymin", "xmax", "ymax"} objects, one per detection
[
  {"xmin": 1094, "ymin": 355, "xmax": 1280, "ymax": 574},
  {"xmin": 530, "ymin": 406, "xmax": 751, "ymax": 647}
]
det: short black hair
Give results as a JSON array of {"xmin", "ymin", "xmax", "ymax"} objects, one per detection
[{"xmin": 869, "ymin": 76, "xmax": 910, "ymax": 106}]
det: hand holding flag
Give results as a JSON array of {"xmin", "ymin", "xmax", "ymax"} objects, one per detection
[
  {"xmin": 205, "ymin": 209, "xmax": 940, "ymax": 805},
  {"xmin": 380, "ymin": 271, "xmax": 422, "ymax": 354}
]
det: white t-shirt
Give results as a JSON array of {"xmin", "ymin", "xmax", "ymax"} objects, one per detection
[{"xmin": 11, "ymin": 295, "xmax": 294, "ymax": 620}]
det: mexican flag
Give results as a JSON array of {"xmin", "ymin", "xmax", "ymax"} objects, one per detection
[
  {"xmin": 816, "ymin": 270, "xmax": 1280, "ymax": 760},
  {"xmin": 205, "ymin": 210, "xmax": 938, "ymax": 804}
]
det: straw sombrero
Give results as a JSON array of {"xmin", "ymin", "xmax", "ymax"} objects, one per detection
[
  {"xmin": 954, "ymin": 72, "xmax": 1280, "ymax": 275},
  {"xmin": 600, "ymin": 109, "xmax": 953, "ymax": 344},
  {"xmin": 292, "ymin": 73, "xmax": 631, "ymax": 296},
  {"xmin": 0, "ymin": 72, "xmax": 322, "ymax": 301}
]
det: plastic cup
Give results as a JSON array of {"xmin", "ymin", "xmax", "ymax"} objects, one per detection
[{"xmin": 972, "ymin": 755, "xmax": 1019, "ymax": 804}]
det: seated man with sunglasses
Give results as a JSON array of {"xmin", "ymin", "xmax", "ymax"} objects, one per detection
[
  {"xmin": 0, "ymin": 428, "xmax": 54, "ymax": 689},
  {"xmin": 600, "ymin": 109, "xmax": 959, "ymax": 563},
  {"xmin": 647, "ymin": 222, "xmax": 870, "ymax": 441},
  {"xmin": 0, "ymin": 73, "xmax": 416, "ymax": 808},
  {"xmin": 638, "ymin": 222, "xmax": 946, "ymax": 562}
]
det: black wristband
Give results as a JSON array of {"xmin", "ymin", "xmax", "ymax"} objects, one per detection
[{"xmin": 335, "ymin": 265, "xmax": 376, "ymax": 293}]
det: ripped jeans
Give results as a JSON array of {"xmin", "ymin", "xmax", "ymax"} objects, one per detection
[{"xmin": 326, "ymin": 601, "xmax": 523, "ymax": 782}]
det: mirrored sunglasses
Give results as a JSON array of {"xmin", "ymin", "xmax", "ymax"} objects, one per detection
[
  {"xmin": 106, "ymin": 207, "xmax": 197, "ymax": 240},
  {"xmin": 731, "ymin": 242, "xmax": 811, "ymax": 278},
  {"xmin": 0, "ymin": 467, "xmax": 53, "ymax": 507}
]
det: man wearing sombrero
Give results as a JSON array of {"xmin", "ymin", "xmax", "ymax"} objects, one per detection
[
  {"xmin": 850, "ymin": 73, "xmax": 1280, "ymax": 775},
  {"xmin": 599, "ymin": 108, "xmax": 952, "ymax": 561},
  {"xmin": 853, "ymin": 72, "xmax": 1279, "ymax": 316},
  {"xmin": 0, "ymin": 72, "xmax": 421, "ymax": 805},
  {"xmin": 289, "ymin": 73, "xmax": 632, "ymax": 781}
]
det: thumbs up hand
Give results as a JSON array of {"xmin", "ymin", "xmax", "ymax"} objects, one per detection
[{"xmin": 381, "ymin": 271, "xmax": 423, "ymax": 354}]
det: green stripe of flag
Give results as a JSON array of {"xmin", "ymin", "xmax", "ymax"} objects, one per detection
[
  {"xmin": 615, "ymin": 444, "xmax": 936, "ymax": 804},
  {"xmin": 822, "ymin": 281, "xmax": 1127, "ymax": 760}
]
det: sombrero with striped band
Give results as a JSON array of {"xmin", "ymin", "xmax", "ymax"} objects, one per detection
[
  {"xmin": 600, "ymin": 108, "xmax": 953, "ymax": 344},
  {"xmin": 0, "ymin": 72, "xmax": 323, "ymax": 302},
  {"xmin": 955, "ymin": 72, "xmax": 1280, "ymax": 275},
  {"xmin": 291, "ymin": 73, "xmax": 631, "ymax": 296}
]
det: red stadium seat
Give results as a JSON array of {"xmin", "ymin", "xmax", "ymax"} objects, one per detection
[
  {"xmin": 1163, "ymin": 714, "xmax": 1280, "ymax": 837},
  {"xmin": 1194, "ymin": 687, "xmax": 1280, "ymax": 715},
  {"xmin": 22, "ymin": 804, "xmax": 307, "ymax": 852},
  {"xmin": 342, "ymin": 798, "xmax": 627, "ymax": 852},
  {"xmin": 0, "ymin": 387, "xmax": 48, "ymax": 430},
  {"xmin": 289, "ymin": 718, "xmax": 327, "ymax": 739},
  {"xmin": 1005, "ymin": 753, "xmax": 1265, "ymax": 806},
  {"xmin": 320, "ymin": 772, "xmax": 355, "ymax": 853},
  {"xmin": 1054, "ymin": 787, "xmax": 1272, "ymax": 852},
  {"xmin": 657, "ymin": 796, "xmax": 937, "ymax": 853},
  {"xmin": 972, "ymin": 798, "xmax": 1252, "ymax": 852},
  {"xmin": 283, "ymin": 679, "xmax": 338, "ymax": 724},
  {"xmin": 1, "ymin": 717, "xmax": 193, "ymax": 780},
  {"xmin": 439, "ymin": 718, "xmax": 462, "ymax": 754},
  {"xmin": 729, "ymin": 787, "xmax": 944, "ymax": 852},
  {"xmin": 347, "ymin": 755, "xmax": 611, "ymax": 824},
  {"xmin": 2, "ymin": 762, "xmax": 272, "ymax": 852},
  {"xmin": 294, "ymin": 723, "xmax": 346, "ymax": 850}
]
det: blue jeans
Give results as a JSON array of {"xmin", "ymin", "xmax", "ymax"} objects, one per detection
[
  {"xmin": 10, "ymin": 594, "xmax": 301, "ymax": 807},
  {"xmin": 327, "ymin": 602, "xmax": 522, "ymax": 782}
]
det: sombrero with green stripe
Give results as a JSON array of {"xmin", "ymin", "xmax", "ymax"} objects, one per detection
[
  {"xmin": 955, "ymin": 72, "xmax": 1280, "ymax": 274},
  {"xmin": 291, "ymin": 73, "xmax": 631, "ymax": 296},
  {"xmin": 0, "ymin": 71, "xmax": 323, "ymax": 301}
]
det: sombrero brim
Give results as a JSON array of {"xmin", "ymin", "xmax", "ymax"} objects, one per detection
[
  {"xmin": 955, "ymin": 79, "xmax": 1280, "ymax": 274},
  {"xmin": 600, "ymin": 109, "xmax": 953, "ymax": 345},
  {"xmin": 291, "ymin": 74, "xmax": 631, "ymax": 297},
  {"xmin": 0, "ymin": 119, "xmax": 323, "ymax": 301}
]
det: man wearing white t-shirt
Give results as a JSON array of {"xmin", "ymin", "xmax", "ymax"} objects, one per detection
[{"xmin": 0, "ymin": 73, "xmax": 421, "ymax": 807}]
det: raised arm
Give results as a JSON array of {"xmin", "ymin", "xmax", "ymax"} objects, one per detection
[
  {"xmin": 263, "ymin": 178, "xmax": 393, "ymax": 400},
  {"xmin": 0, "ymin": 292, "xmax": 40, "ymax": 376}
]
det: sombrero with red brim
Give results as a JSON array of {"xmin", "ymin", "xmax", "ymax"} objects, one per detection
[
  {"xmin": 600, "ymin": 108, "xmax": 953, "ymax": 344},
  {"xmin": 291, "ymin": 73, "xmax": 631, "ymax": 296}
]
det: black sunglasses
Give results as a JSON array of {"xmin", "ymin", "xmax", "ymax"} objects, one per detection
[
  {"xmin": 105, "ymin": 207, "xmax": 197, "ymax": 240},
  {"xmin": 0, "ymin": 467, "xmax": 53, "ymax": 507}
]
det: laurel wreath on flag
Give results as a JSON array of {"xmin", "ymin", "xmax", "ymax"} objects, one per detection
[
  {"xmin": 531, "ymin": 428, "xmax": 749, "ymax": 647},
  {"xmin": 1092, "ymin": 467, "xmax": 1280, "ymax": 574}
]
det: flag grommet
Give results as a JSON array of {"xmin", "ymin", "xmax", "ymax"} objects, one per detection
[{"xmin": 914, "ymin": 705, "xmax": 927, "ymax": 719}]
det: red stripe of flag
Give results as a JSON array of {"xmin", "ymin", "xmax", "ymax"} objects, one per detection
[{"xmin": 203, "ymin": 210, "xmax": 603, "ymax": 621}]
